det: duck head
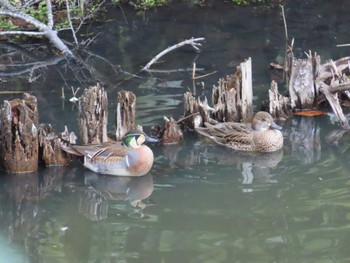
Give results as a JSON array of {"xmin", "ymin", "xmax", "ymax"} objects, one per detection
[{"xmin": 252, "ymin": 111, "xmax": 282, "ymax": 131}]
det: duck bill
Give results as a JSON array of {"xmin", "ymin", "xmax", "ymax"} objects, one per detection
[
  {"xmin": 270, "ymin": 123, "xmax": 283, "ymax": 130},
  {"xmin": 145, "ymin": 136, "xmax": 159, "ymax": 143}
]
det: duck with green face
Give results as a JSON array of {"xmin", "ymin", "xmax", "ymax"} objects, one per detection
[
  {"xmin": 62, "ymin": 130, "xmax": 158, "ymax": 176},
  {"xmin": 196, "ymin": 111, "xmax": 283, "ymax": 153}
]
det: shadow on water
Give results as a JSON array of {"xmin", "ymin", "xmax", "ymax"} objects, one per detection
[{"xmin": 2, "ymin": 0, "xmax": 350, "ymax": 262}]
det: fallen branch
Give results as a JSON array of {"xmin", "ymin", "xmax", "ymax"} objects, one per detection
[
  {"xmin": 0, "ymin": 0, "xmax": 74, "ymax": 58},
  {"xmin": 318, "ymin": 81, "xmax": 350, "ymax": 129},
  {"xmin": 141, "ymin": 37, "xmax": 205, "ymax": 72}
]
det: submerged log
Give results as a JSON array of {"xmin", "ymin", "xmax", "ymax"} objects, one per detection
[
  {"xmin": 0, "ymin": 93, "xmax": 39, "ymax": 173},
  {"xmin": 38, "ymin": 124, "xmax": 71, "ymax": 166},
  {"xmin": 78, "ymin": 83, "xmax": 108, "ymax": 144},
  {"xmin": 115, "ymin": 90, "xmax": 136, "ymax": 141}
]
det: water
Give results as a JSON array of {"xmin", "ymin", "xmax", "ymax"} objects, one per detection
[{"xmin": 1, "ymin": 0, "xmax": 350, "ymax": 262}]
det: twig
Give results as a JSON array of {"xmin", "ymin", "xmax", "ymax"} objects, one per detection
[
  {"xmin": 336, "ymin": 43, "xmax": 350, "ymax": 47},
  {"xmin": 192, "ymin": 70, "xmax": 217, "ymax": 80},
  {"xmin": 280, "ymin": 5, "xmax": 288, "ymax": 41},
  {"xmin": 65, "ymin": 0, "xmax": 78, "ymax": 45},
  {"xmin": 176, "ymin": 112, "xmax": 199, "ymax": 123},
  {"xmin": 141, "ymin": 37, "xmax": 205, "ymax": 72}
]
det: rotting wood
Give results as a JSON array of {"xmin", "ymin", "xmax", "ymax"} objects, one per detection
[
  {"xmin": 160, "ymin": 117, "xmax": 183, "ymax": 144},
  {"xmin": 0, "ymin": 93, "xmax": 39, "ymax": 173},
  {"xmin": 115, "ymin": 90, "xmax": 136, "ymax": 141},
  {"xmin": 182, "ymin": 58, "xmax": 254, "ymax": 128},
  {"xmin": 78, "ymin": 83, "xmax": 108, "ymax": 144},
  {"xmin": 268, "ymin": 80, "xmax": 292, "ymax": 120},
  {"xmin": 288, "ymin": 54, "xmax": 319, "ymax": 110},
  {"xmin": 38, "ymin": 124, "xmax": 71, "ymax": 167}
]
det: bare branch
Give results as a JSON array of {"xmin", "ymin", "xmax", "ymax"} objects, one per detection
[
  {"xmin": 0, "ymin": 31, "xmax": 44, "ymax": 36},
  {"xmin": 142, "ymin": 37, "xmax": 205, "ymax": 72},
  {"xmin": 0, "ymin": 0, "xmax": 74, "ymax": 58},
  {"xmin": 46, "ymin": 0, "xmax": 53, "ymax": 29},
  {"xmin": 65, "ymin": 0, "xmax": 78, "ymax": 45}
]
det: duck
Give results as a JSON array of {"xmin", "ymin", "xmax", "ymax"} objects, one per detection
[
  {"xmin": 195, "ymin": 111, "xmax": 283, "ymax": 153},
  {"xmin": 61, "ymin": 130, "xmax": 158, "ymax": 176}
]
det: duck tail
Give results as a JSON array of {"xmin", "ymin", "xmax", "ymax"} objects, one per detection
[{"xmin": 60, "ymin": 143, "xmax": 84, "ymax": 156}]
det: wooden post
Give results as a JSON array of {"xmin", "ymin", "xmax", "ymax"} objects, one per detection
[
  {"xmin": 115, "ymin": 90, "xmax": 136, "ymax": 141},
  {"xmin": 78, "ymin": 84, "xmax": 108, "ymax": 144},
  {"xmin": 0, "ymin": 93, "xmax": 39, "ymax": 173}
]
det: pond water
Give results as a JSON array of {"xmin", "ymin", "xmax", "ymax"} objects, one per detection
[{"xmin": 1, "ymin": 0, "xmax": 350, "ymax": 262}]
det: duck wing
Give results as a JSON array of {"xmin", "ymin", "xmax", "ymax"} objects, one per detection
[
  {"xmin": 62, "ymin": 142, "xmax": 128, "ymax": 163},
  {"xmin": 196, "ymin": 122, "xmax": 253, "ymax": 147},
  {"xmin": 89, "ymin": 144, "xmax": 128, "ymax": 163}
]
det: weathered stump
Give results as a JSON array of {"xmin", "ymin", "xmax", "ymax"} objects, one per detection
[
  {"xmin": 268, "ymin": 80, "xmax": 292, "ymax": 119},
  {"xmin": 160, "ymin": 117, "xmax": 183, "ymax": 144},
  {"xmin": 115, "ymin": 90, "xmax": 136, "ymax": 141},
  {"xmin": 0, "ymin": 93, "xmax": 39, "ymax": 173},
  {"xmin": 288, "ymin": 54, "xmax": 320, "ymax": 109},
  {"xmin": 212, "ymin": 57, "xmax": 253, "ymax": 122},
  {"xmin": 183, "ymin": 58, "xmax": 253, "ymax": 128},
  {"xmin": 38, "ymin": 124, "xmax": 71, "ymax": 166},
  {"xmin": 78, "ymin": 83, "xmax": 108, "ymax": 144}
]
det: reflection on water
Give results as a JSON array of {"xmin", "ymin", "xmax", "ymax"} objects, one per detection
[
  {"xmin": 2, "ymin": 0, "xmax": 350, "ymax": 262},
  {"xmin": 80, "ymin": 172, "xmax": 154, "ymax": 221}
]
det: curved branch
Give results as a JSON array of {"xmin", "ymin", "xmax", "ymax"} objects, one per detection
[{"xmin": 141, "ymin": 37, "xmax": 205, "ymax": 72}]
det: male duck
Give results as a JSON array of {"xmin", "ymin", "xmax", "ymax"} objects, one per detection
[
  {"xmin": 62, "ymin": 130, "xmax": 158, "ymax": 176},
  {"xmin": 196, "ymin": 111, "xmax": 283, "ymax": 153}
]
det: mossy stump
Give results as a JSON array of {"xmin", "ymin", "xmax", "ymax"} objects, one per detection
[{"xmin": 0, "ymin": 93, "xmax": 39, "ymax": 173}]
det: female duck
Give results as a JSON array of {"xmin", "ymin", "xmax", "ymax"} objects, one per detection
[
  {"xmin": 62, "ymin": 130, "xmax": 158, "ymax": 176},
  {"xmin": 196, "ymin": 111, "xmax": 283, "ymax": 153}
]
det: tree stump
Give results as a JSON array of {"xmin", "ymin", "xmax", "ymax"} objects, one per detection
[
  {"xmin": 268, "ymin": 80, "xmax": 292, "ymax": 119},
  {"xmin": 288, "ymin": 54, "xmax": 320, "ymax": 109},
  {"xmin": 38, "ymin": 124, "xmax": 71, "ymax": 166},
  {"xmin": 212, "ymin": 57, "xmax": 253, "ymax": 122},
  {"xmin": 0, "ymin": 93, "xmax": 39, "ymax": 173},
  {"xmin": 115, "ymin": 90, "xmax": 136, "ymax": 141},
  {"xmin": 78, "ymin": 83, "xmax": 108, "ymax": 144},
  {"xmin": 160, "ymin": 117, "xmax": 183, "ymax": 144},
  {"xmin": 182, "ymin": 58, "xmax": 254, "ymax": 128}
]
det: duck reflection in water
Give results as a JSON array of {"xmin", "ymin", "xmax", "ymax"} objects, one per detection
[{"xmin": 79, "ymin": 171, "xmax": 154, "ymax": 221}]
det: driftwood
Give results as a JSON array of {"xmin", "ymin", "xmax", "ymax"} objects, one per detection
[
  {"xmin": 115, "ymin": 90, "xmax": 136, "ymax": 141},
  {"xmin": 0, "ymin": 93, "xmax": 39, "ymax": 173},
  {"xmin": 78, "ymin": 83, "xmax": 108, "ymax": 144},
  {"xmin": 182, "ymin": 58, "xmax": 253, "ymax": 128},
  {"xmin": 38, "ymin": 124, "xmax": 71, "ymax": 167}
]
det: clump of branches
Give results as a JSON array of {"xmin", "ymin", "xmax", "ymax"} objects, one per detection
[{"xmin": 0, "ymin": 0, "xmax": 106, "ymax": 56}]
